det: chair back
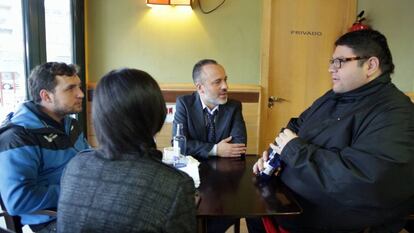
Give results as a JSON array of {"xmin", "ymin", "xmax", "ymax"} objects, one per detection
[
  {"xmin": 0, "ymin": 226, "xmax": 14, "ymax": 233},
  {"xmin": 0, "ymin": 195, "xmax": 23, "ymax": 233}
]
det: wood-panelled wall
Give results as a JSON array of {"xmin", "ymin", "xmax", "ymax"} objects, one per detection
[
  {"xmin": 87, "ymin": 83, "xmax": 262, "ymax": 155},
  {"xmin": 258, "ymin": 0, "xmax": 357, "ymax": 153}
]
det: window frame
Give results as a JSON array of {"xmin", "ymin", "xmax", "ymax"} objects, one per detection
[{"xmin": 21, "ymin": 0, "xmax": 87, "ymax": 136}]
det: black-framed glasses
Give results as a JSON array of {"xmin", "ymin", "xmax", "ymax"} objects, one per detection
[{"xmin": 329, "ymin": 56, "xmax": 369, "ymax": 69}]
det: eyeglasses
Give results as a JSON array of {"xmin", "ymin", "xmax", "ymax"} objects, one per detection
[{"xmin": 329, "ymin": 56, "xmax": 368, "ymax": 69}]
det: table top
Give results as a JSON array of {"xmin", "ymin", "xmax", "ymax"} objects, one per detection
[{"xmin": 197, "ymin": 155, "xmax": 302, "ymax": 217}]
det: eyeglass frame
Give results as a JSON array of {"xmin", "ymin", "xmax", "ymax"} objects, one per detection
[{"xmin": 329, "ymin": 56, "xmax": 369, "ymax": 69}]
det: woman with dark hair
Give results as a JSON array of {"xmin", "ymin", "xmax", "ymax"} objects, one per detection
[{"xmin": 57, "ymin": 68, "xmax": 196, "ymax": 233}]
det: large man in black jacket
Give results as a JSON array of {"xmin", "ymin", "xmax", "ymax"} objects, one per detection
[{"xmin": 254, "ymin": 30, "xmax": 414, "ymax": 233}]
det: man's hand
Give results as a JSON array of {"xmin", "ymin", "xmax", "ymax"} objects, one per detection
[
  {"xmin": 252, "ymin": 149, "xmax": 269, "ymax": 175},
  {"xmin": 253, "ymin": 148, "xmax": 282, "ymax": 176},
  {"xmin": 217, "ymin": 136, "xmax": 247, "ymax": 157},
  {"xmin": 273, "ymin": 128, "xmax": 298, "ymax": 154}
]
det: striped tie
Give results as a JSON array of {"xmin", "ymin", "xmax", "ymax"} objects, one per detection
[{"xmin": 206, "ymin": 110, "xmax": 217, "ymax": 143}]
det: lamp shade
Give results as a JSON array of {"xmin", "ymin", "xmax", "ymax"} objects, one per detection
[
  {"xmin": 146, "ymin": 0, "xmax": 192, "ymax": 6},
  {"xmin": 146, "ymin": 0, "xmax": 169, "ymax": 4}
]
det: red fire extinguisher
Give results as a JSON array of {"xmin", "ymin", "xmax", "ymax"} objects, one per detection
[{"xmin": 349, "ymin": 10, "xmax": 370, "ymax": 31}]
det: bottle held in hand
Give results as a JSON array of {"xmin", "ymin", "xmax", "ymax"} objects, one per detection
[{"xmin": 259, "ymin": 145, "xmax": 282, "ymax": 181}]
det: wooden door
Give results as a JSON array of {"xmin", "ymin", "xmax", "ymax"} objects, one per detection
[{"xmin": 259, "ymin": 0, "xmax": 356, "ymax": 153}]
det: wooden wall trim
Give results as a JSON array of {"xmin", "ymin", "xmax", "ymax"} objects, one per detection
[
  {"xmin": 88, "ymin": 82, "xmax": 261, "ymax": 103},
  {"xmin": 162, "ymin": 91, "xmax": 259, "ymax": 103},
  {"xmin": 406, "ymin": 92, "xmax": 414, "ymax": 102}
]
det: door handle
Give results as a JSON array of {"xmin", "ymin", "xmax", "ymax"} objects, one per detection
[{"xmin": 268, "ymin": 96, "xmax": 287, "ymax": 108}]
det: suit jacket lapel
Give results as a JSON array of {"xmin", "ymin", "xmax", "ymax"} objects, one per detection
[
  {"xmin": 193, "ymin": 93, "xmax": 207, "ymax": 141},
  {"xmin": 215, "ymin": 103, "xmax": 229, "ymax": 141}
]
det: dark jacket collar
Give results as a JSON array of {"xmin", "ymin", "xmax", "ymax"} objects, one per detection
[
  {"xmin": 330, "ymin": 72, "xmax": 391, "ymax": 102},
  {"xmin": 24, "ymin": 101, "xmax": 66, "ymax": 132}
]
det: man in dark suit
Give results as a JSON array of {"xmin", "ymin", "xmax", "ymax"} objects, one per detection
[
  {"xmin": 172, "ymin": 59, "xmax": 265, "ymax": 233},
  {"xmin": 173, "ymin": 59, "xmax": 247, "ymax": 159}
]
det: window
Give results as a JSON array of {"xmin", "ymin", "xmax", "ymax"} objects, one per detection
[
  {"xmin": 45, "ymin": 0, "xmax": 73, "ymax": 63},
  {"xmin": 0, "ymin": 0, "xmax": 26, "ymax": 121},
  {"xmin": 0, "ymin": 0, "xmax": 86, "ymax": 134}
]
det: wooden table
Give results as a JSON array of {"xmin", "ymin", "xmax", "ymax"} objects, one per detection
[{"xmin": 197, "ymin": 155, "xmax": 302, "ymax": 232}]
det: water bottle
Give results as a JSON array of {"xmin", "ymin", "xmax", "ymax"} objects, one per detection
[
  {"xmin": 173, "ymin": 123, "xmax": 187, "ymax": 168},
  {"xmin": 258, "ymin": 146, "xmax": 282, "ymax": 181}
]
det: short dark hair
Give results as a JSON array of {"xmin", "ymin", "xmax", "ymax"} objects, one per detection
[
  {"xmin": 92, "ymin": 68, "xmax": 166, "ymax": 159},
  {"xmin": 28, "ymin": 62, "xmax": 79, "ymax": 103},
  {"xmin": 335, "ymin": 29, "xmax": 394, "ymax": 74},
  {"xmin": 192, "ymin": 59, "xmax": 218, "ymax": 84}
]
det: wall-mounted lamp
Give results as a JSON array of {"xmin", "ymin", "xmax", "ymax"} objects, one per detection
[{"xmin": 146, "ymin": 0, "xmax": 193, "ymax": 7}]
